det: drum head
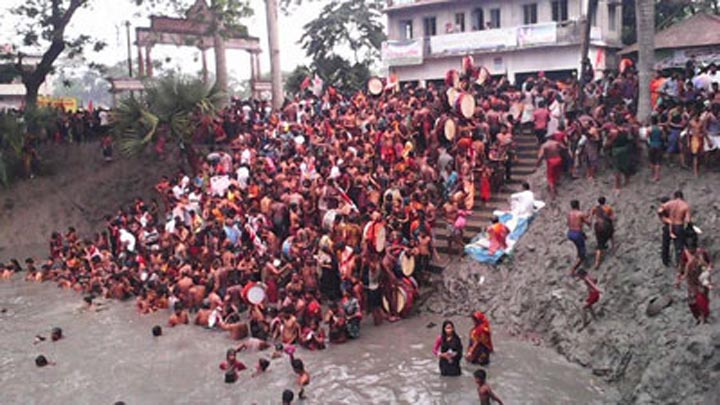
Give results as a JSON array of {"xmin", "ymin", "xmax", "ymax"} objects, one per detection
[
  {"xmin": 374, "ymin": 225, "xmax": 386, "ymax": 253},
  {"xmin": 247, "ymin": 286, "xmax": 266, "ymax": 305},
  {"xmin": 460, "ymin": 94, "xmax": 476, "ymax": 119},
  {"xmin": 476, "ymin": 67, "xmax": 489, "ymax": 86},
  {"xmin": 383, "ymin": 286, "xmax": 408, "ymax": 314},
  {"xmin": 400, "ymin": 252, "xmax": 415, "ymax": 276},
  {"xmin": 444, "ymin": 118, "xmax": 456, "ymax": 141},
  {"xmin": 368, "ymin": 78, "xmax": 383, "ymax": 96},
  {"xmin": 446, "ymin": 87, "xmax": 459, "ymax": 107}
]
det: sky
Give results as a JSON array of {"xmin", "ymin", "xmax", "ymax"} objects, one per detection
[{"xmin": 0, "ymin": 0, "xmax": 347, "ymax": 83}]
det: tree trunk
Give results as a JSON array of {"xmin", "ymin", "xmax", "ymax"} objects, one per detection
[
  {"xmin": 578, "ymin": 0, "xmax": 598, "ymax": 107},
  {"xmin": 23, "ymin": 79, "xmax": 41, "ymax": 110},
  {"xmin": 635, "ymin": 0, "xmax": 655, "ymax": 123},
  {"xmin": 213, "ymin": 30, "xmax": 229, "ymax": 107},
  {"xmin": 265, "ymin": 0, "xmax": 283, "ymax": 109}
]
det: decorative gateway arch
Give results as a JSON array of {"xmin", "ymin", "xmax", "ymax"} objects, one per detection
[{"xmin": 133, "ymin": 0, "xmax": 267, "ymax": 98}]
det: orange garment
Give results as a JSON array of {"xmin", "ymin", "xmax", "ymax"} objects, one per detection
[{"xmin": 488, "ymin": 222, "xmax": 509, "ymax": 254}]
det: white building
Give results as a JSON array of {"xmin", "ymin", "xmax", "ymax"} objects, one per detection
[
  {"xmin": 382, "ymin": 0, "xmax": 623, "ymax": 84},
  {"xmin": 0, "ymin": 53, "xmax": 53, "ymax": 110}
]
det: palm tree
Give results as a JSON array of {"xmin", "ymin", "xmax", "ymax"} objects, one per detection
[
  {"xmin": 635, "ymin": 0, "xmax": 655, "ymax": 123},
  {"xmin": 113, "ymin": 75, "xmax": 223, "ymax": 172}
]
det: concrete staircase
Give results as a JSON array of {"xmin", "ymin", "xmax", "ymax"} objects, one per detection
[{"xmin": 430, "ymin": 130, "xmax": 539, "ymax": 268}]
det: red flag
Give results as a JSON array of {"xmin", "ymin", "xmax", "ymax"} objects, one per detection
[
  {"xmin": 87, "ymin": 100, "xmax": 94, "ymax": 113},
  {"xmin": 300, "ymin": 76, "xmax": 311, "ymax": 91}
]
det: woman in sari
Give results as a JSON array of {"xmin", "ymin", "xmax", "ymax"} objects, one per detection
[
  {"xmin": 432, "ymin": 320, "xmax": 463, "ymax": 376},
  {"xmin": 466, "ymin": 311, "xmax": 494, "ymax": 365}
]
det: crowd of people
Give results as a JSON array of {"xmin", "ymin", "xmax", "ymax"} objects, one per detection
[{"xmin": 2, "ymin": 56, "xmax": 719, "ymax": 402}]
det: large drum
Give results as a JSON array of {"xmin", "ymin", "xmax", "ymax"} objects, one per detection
[
  {"xmin": 382, "ymin": 280, "xmax": 416, "ymax": 318},
  {"xmin": 436, "ymin": 116, "xmax": 457, "ymax": 141},
  {"xmin": 455, "ymin": 93, "xmax": 476, "ymax": 119},
  {"xmin": 446, "ymin": 87, "xmax": 459, "ymax": 108},
  {"xmin": 399, "ymin": 251, "xmax": 416, "ymax": 277},
  {"xmin": 475, "ymin": 66, "xmax": 490, "ymax": 86},
  {"xmin": 363, "ymin": 221, "xmax": 387, "ymax": 253},
  {"xmin": 246, "ymin": 285, "xmax": 267, "ymax": 305},
  {"xmin": 368, "ymin": 77, "xmax": 383, "ymax": 96}
]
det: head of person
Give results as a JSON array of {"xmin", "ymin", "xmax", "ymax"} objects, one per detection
[
  {"xmin": 491, "ymin": 216, "xmax": 499, "ymax": 224},
  {"xmin": 522, "ymin": 181, "xmax": 530, "ymax": 191},
  {"xmin": 35, "ymin": 355, "xmax": 49, "ymax": 367},
  {"xmin": 597, "ymin": 196, "xmax": 606, "ymax": 206},
  {"xmin": 152, "ymin": 325, "xmax": 163, "ymax": 337},
  {"xmin": 258, "ymin": 358, "xmax": 270, "ymax": 372},
  {"xmin": 441, "ymin": 320, "xmax": 456, "ymax": 338},
  {"xmin": 226, "ymin": 348, "xmax": 237, "ymax": 362},
  {"xmin": 51, "ymin": 327, "xmax": 63, "ymax": 342},
  {"xmin": 291, "ymin": 358, "xmax": 305, "ymax": 374},
  {"xmin": 674, "ymin": 190, "xmax": 684, "ymax": 200},
  {"xmin": 474, "ymin": 369, "xmax": 487, "ymax": 384},
  {"xmin": 282, "ymin": 389, "xmax": 295, "ymax": 404},
  {"xmin": 570, "ymin": 200, "xmax": 580, "ymax": 210}
]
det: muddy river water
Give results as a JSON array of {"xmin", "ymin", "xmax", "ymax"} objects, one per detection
[{"xmin": 0, "ymin": 279, "xmax": 617, "ymax": 404}]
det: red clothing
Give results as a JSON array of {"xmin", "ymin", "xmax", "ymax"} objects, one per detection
[
  {"xmin": 586, "ymin": 289, "xmax": 600, "ymax": 307},
  {"xmin": 691, "ymin": 290, "xmax": 710, "ymax": 320},
  {"xmin": 480, "ymin": 174, "xmax": 491, "ymax": 202},
  {"xmin": 488, "ymin": 222, "xmax": 510, "ymax": 254},
  {"xmin": 545, "ymin": 156, "xmax": 563, "ymax": 187}
]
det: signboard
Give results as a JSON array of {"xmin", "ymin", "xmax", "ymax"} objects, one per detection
[
  {"xmin": 516, "ymin": 23, "xmax": 557, "ymax": 47},
  {"xmin": 37, "ymin": 96, "xmax": 78, "ymax": 112},
  {"xmin": 430, "ymin": 28, "xmax": 516, "ymax": 54},
  {"xmin": 382, "ymin": 40, "xmax": 424, "ymax": 66}
]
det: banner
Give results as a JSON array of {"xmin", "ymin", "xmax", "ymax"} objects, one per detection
[
  {"xmin": 516, "ymin": 23, "xmax": 557, "ymax": 47},
  {"xmin": 430, "ymin": 28, "xmax": 516, "ymax": 54},
  {"xmin": 382, "ymin": 40, "xmax": 424, "ymax": 66},
  {"xmin": 37, "ymin": 96, "xmax": 78, "ymax": 112}
]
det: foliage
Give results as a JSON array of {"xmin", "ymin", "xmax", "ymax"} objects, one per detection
[
  {"xmin": 299, "ymin": 0, "xmax": 385, "ymax": 94},
  {"xmin": 9, "ymin": 0, "xmax": 107, "ymax": 105},
  {"xmin": 285, "ymin": 65, "xmax": 312, "ymax": 95},
  {"xmin": 0, "ymin": 107, "xmax": 61, "ymax": 186},
  {"xmin": 622, "ymin": 0, "xmax": 720, "ymax": 45},
  {"xmin": 113, "ymin": 75, "xmax": 223, "ymax": 157}
]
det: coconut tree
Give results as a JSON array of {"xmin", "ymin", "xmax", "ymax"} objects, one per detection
[
  {"xmin": 635, "ymin": 0, "xmax": 655, "ymax": 123},
  {"xmin": 113, "ymin": 75, "xmax": 223, "ymax": 172}
]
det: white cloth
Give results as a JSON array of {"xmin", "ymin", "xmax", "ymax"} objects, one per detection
[
  {"xmin": 510, "ymin": 190, "xmax": 535, "ymax": 218},
  {"xmin": 236, "ymin": 166, "xmax": 250, "ymax": 189},
  {"xmin": 118, "ymin": 229, "xmax": 136, "ymax": 252},
  {"xmin": 210, "ymin": 175, "xmax": 231, "ymax": 197}
]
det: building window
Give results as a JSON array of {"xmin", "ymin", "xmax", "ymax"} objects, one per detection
[
  {"xmin": 552, "ymin": 0, "xmax": 568, "ymax": 22},
  {"xmin": 608, "ymin": 5, "xmax": 617, "ymax": 31},
  {"xmin": 455, "ymin": 12, "xmax": 465, "ymax": 32},
  {"xmin": 523, "ymin": 3, "xmax": 538, "ymax": 25},
  {"xmin": 472, "ymin": 8, "xmax": 484, "ymax": 30},
  {"xmin": 400, "ymin": 20, "xmax": 413, "ymax": 39},
  {"xmin": 423, "ymin": 16, "xmax": 437, "ymax": 37},
  {"xmin": 591, "ymin": 8, "xmax": 598, "ymax": 27},
  {"xmin": 489, "ymin": 8, "xmax": 501, "ymax": 28}
]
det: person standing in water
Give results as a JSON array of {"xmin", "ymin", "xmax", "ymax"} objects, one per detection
[
  {"xmin": 590, "ymin": 197, "xmax": 615, "ymax": 269},
  {"xmin": 567, "ymin": 200, "xmax": 590, "ymax": 275},
  {"xmin": 474, "ymin": 369, "xmax": 504, "ymax": 405},
  {"xmin": 432, "ymin": 320, "xmax": 463, "ymax": 376}
]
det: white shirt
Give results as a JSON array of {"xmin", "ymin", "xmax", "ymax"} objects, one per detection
[
  {"xmin": 511, "ymin": 190, "xmax": 535, "ymax": 218},
  {"xmin": 236, "ymin": 166, "xmax": 250, "ymax": 189},
  {"xmin": 118, "ymin": 229, "xmax": 136, "ymax": 252}
]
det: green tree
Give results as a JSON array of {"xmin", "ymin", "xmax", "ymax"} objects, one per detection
[
  {"xmin": 299, "ymin": 0, "xmax": 385, "ymax": 95},
  {"xmin": 113, "ymin": 75, "xmax": 223, "ymax": 171},
  {"xmin": 285, "ymin": 65, "xmax": 311, "ymax": 96},
  {"xmin": 10, "ymin": 0, "xmax": 107, "ymax": 108}
]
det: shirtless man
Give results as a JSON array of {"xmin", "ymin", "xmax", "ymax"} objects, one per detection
[
  {"xmin": 168, "ymin": 304, "xmax": 189, "ymax": 327},
  {"xmin": 442, "ymin": 197, "xmax": 459, "ymax": 254},
  {"xmin": 474, "ymin": 369, "xmax": 504, "ymax": 405},
  {"xmin": 658, "ymin": 191, "xmax": 691, "ymax": 269},
  {"xmin": 567, "ymin": 200, "xmax": 591, "ymax": 275},
  {"xmin": 536, "ymin": 136, "xmax": 565, "ymax": 199},
  {"xmin": 279, "ymin": 308, "xmax": 300, "ymax": 345},
  {"xmin": 590, "ymin": 197, "xmax": 615, "ymax": 269}
]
